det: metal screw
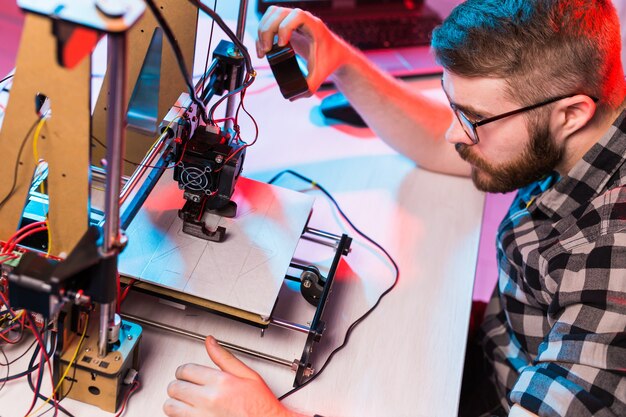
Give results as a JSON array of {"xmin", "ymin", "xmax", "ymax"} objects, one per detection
[
  {"xmin": 303, "ymin": 279, "xmax": 312, "ymax": 289},
  {"xmin": 303, "ymin": 367, "xmax": 314, "ymax": 378},
  {"xmin": 85, "ymin": 347, "xmax": 91, "ymax": 352},
  {"xmin": 127, "ymin": 335, "xmax": 133, "ymax": 340},
  {"xmin": 115, "ymin": 355, "xmax": 121, "ymax": 361},
  {"xmin": 215, "ymin": 155, "xmax": 224, "ymax": 164}
]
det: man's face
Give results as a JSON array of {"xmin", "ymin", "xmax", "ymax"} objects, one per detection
[{"xmin": 442, "ymin": 72, "xmax": 563, "ymax": 193}]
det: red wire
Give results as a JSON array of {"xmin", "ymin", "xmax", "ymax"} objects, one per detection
[
  {"xmin": 5, "ymin": 226, "xmax": 48, "ymax": 254},
  {"xmin": 175, "ymin": 140, "xmax": 189, "ymax": 167},
  {"xmin": 24, "ymin": 314, "xmax": 58, "ymax": 417},
  {"xmin": 1, "ymin": 221, "xmax": 47, "ymax": 253},
  {"xmin": 23, "ymin": 351, "xmax": 43, "ymax": 416},
  {"xmin": 120, "ymin": 279, "xmax": 137, "ymax": 306},
  {"xmin": 196, "ymin": 196, "xmax": 208, "ymax": 222},
  {"xmin": 116, "ymin": 273, "xmax": 121, "ymax": 314},
  {"xmin": 115, "ymin": 380, "xmax": 141, "ymax": 417},
  {"xmin": 0, "ymin": 321, "xmax": 24, "ymax": 344}
]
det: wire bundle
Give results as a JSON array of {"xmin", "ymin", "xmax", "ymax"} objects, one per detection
[{"xmin": 0, "ymin": 221, "xmax": 49, "ymax": 266}]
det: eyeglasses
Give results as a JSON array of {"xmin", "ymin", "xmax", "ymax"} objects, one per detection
[{"xmin": 443, "ymin": 83, "xmax": 599, "ymax": 144}]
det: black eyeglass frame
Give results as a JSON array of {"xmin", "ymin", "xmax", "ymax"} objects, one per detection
[{"xmin": 443, "ymin": 81, "xmax": 599, "ymax": 144}]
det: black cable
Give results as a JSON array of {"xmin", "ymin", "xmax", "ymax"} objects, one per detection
[
  {"xmin": 208, "ymin": 73, "xmax": 255, "ymax": 123},
  {"xmin": 26, "ymin": 338, "xmax": 46, "ymax": 416},
  {"xmin": 0, "ymin": 73, "xmax": 14, "ymax": 85},
  {"xmin": 0, "ymin": 345, "xmax": 9, "ymax": 392},
  {"xmin": 0, "ymin": 117, "xmax": 42, "ymax": 210},
  {"xmin": 91, "ymin": 135, "xmax": 177, "ymax": 170},
  {"xmin": 26, "ymin": 315, "xmax": 59, "ymax": 417},
  {"xmin": 2, "ymin": 337, "xmax": 37, "ymax": 366},
  {"xmin": 201, "ymin": 0, "xmax": 219, "ymax": 98},
  {"xmin": 186, "ymin": 0, "xmax": 254, "ymax": 74},
  {"xmin": 91, "ymin": 135, "xmax": 146, "ymax": 167},
  {"xmin": 187, "ymin": 0, "xmax": 256, "ymax": 123},
  {"xmin": 267, "ymin": 170, "xmax": 400, "ymax": 401},
  {"xmin": 0, "ymin": 348, "xmax": 41, "ymax": 383},
  {"xmin": 25, "ymin": 330, "xmax": 73, "ymax": 417},
  {"xmin": 143, "ymin": 0, "xmax": 210, "ymax": 124}
]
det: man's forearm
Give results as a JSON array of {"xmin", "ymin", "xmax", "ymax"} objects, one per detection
[{"xmin": 331, "ymin": 45, "xmax": 469, "ymax": 176}]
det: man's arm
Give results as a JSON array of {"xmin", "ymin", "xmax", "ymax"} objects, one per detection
[{"xmin": 256, "ymin": 6, "xmax": 470, "ymax": 177}]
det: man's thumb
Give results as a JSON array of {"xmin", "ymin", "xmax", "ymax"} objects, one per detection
[{"xmin": 205, "ymin": 335, "xmax": 261, "ymax": 380}]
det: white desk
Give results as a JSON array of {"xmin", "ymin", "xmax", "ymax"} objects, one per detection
[{"xmin": 0, "ymin": 7, "xmax": 485, "ymax": 417}]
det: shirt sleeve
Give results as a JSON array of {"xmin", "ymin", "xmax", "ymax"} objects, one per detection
[{"xmin": 509, "ymin": 234, "xmax": 626, "ymax": 417}]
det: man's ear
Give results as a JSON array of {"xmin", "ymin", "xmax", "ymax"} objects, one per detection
[{"xmin": 550, "ymin": 95, "xmax": 597, "ymax": 144}]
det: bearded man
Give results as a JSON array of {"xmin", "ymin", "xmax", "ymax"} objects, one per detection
[{"xmin": 164, "ymin": 1, "xmax": 626, "ymax": 416}]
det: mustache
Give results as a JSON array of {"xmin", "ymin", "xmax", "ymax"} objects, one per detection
[{"xmin": 455, "ymin": 143, "xmax": 490, "ymax": 171}]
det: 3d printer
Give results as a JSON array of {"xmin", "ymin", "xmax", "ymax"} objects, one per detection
[{"xmin": 0, "ymin": 0, "xmax": 350, "ymax": 414}]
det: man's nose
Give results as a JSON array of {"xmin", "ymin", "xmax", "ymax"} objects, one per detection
[{"xmin": 445, "ymin": 118, "xmax": 474, "ymax": 146}]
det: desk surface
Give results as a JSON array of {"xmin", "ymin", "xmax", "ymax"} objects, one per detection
[{"xmin": 0, "ymin": 8, "xmax": 484, "ymax": 417}]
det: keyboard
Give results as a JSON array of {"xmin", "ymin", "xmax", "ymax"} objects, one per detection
[
  {"xmin": 257, "ymin": 1, "xmax": 441, "ymax": 51},
  {"xmin": 319, "ymin": 7, "xmax": 442, "ymax": 50}
]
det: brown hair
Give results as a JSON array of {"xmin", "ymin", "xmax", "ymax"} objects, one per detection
[{"xmin": 432, "ymin": 0, "xmax": 625, "ymax": 110}]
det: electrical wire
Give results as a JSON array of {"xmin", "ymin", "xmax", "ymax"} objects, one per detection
[
  {"xmin": 1, "ymin": 220, "xmax": 47, "ymax": 256},
  {"xmin": 114, "ymin": 380, "xmax": 141, "ymax": 417},
  {"xmin": 31, "ymin": 115, "xmax": 53, "ymax": 255},
  {"xmin": 213, "ymin": 88, "xmax": 259, "ymax": 172},
  {"xmin": 46, "ymin": 217, "xmax": 52, "ymax": 256},
  {"xmin": 143, "ymin": 0, "xmax": 210, "ymax": 123},
  {"xmin": 26, "ymin": 340, "xmax": 75, "ymax": 417},
  {"xmin": 91, "ymin": 135, "xmax": 151, "ymax": 167},
  {"xmin": 201, "ymin": 0, "xmax": 219, "ymax": 98},
  {"xmin": 0, "ymin": 345, "xmax": 9, "ymax": 392},
  {"xmin": 24, "ymin": 324, "xmax": 51, "ymax": 416},
  {"xmin": 91, "ymin": 115, "xmax": 184, "ymax": 170},
  {"xmin": 32, "ymin": 116, "xmax": 47, "ymax": 165},
  {"xmin": 1, "ymin": 338, "xmax": 37, "ymax": 367},
  {"xmin": 27, "ymin": 315, "xmax": 89, "ymax": 417},
  {"xmin": 0, "ymin": 73, "xmax": 14, "ymax": 86},
  {"xmin": 207, "ymin": 72, "xmax": 255, "ymax": 123},
  {"xmin": 266, "ymin": 170, "xmax": 400, "ymax": 401},
  {"xmin": 186, "ymin": 0, "xmax": 256, "ymax": 124},
  {"xmin": 25, "ymin": 314, "xmax": 59, "ymax": 417},
  {"xmin": 186, "ymin": 0, "xmax": 253, "ymax": 74},
  {"xmin": 0, "ymin": 117, "xmax": 43, "ymax": 210}
]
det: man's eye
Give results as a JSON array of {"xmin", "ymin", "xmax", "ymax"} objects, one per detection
[{"xmin": 464, "ymin": 112, "xmax": 483, "ymax": 122}]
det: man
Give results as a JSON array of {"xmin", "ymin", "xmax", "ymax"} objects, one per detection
[{"xmin": 163, "ymin": 1, "xmax": 626, "ymax": 416}]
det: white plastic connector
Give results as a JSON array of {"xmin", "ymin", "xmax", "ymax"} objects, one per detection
[
  {"xmin": 205, "ymin": 124, "xmax": 221, "ymax": 135},
  {"xmin": 123, "ymin": 368, "xmax": 139, "ymax": 385}
]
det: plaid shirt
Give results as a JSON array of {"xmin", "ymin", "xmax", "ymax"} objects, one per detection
[{"xmin": 480, "ymin": 111, "xmax": 626, "ymax": 416}]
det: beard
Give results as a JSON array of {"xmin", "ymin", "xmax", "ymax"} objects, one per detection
[{"xmin": 455, "ymin": 121, "xmax": 563, "ymax": 193}]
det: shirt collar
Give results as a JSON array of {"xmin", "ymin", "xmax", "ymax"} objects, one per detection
[{"xmin": 531, "ymin": 110, "xmax": 626, "ymax": 218}]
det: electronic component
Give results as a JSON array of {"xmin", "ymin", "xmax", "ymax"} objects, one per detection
[
  {"xmin": 173, "ymin": 125, "xmax": 245, "ymax": 242},
  {"xmin": 266, "ymin": 43, "xmax": 309, "ymax": 101},
  {"xmin": 319, "ymin": 92, "xmax": 367, "ymax": 127}
]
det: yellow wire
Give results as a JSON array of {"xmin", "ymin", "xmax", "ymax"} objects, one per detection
[
  {"xmin": 32, "ymin": 116, "xmax": 46, "ymax": 164},
  {"xmin": 31, "ymin": 116, "xmax": 53, "ymax": 255},
  {"xmin": 33, "ymin": 116, "xmax": 47, "ymax": 194},
  {"xmin": 9, "ymin": 309, "xmax": 24, "ymax": 324},
  {"xmin": 27, "ymin": 314, "xmax": 89, "ymax": 417}
]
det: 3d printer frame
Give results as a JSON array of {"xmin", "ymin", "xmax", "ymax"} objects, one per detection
[{"xmin": 1, "ymin": 0, "xmax": 352, "ymax": 400}]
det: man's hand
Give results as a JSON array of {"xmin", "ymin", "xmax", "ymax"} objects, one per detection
[
  {"xmin": 163, "ymin": 336, "xmax": 305, "ymax": 417},
  {"xmin": 256, "ymin": 6, "xmax": 351, "ymax": 94}
]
